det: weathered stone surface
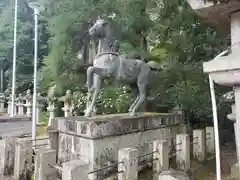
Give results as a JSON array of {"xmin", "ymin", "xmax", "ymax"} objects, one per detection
[
  {"xmin": 34, "ymin": 148, "xmax": 57, "ymax": 180},
  {"xmin": 176, "ymin": 134, "xmax": 190, "ymax": 172},
  {"xmin": 62, "ymin": 160, "xmax": 89, "ymax": 180},
  {"xmin": 55, "ymin": 113, "xmax": 184, "ymax": 139},
  {"xmin": 56, "ymin": 113, "xmax": 186, "ymax": 172},
  {"xmin": 0, "ymin": 137, "xmax": 16, "ymax": 176},
  {"xmin": 158, "ymin": 170, "xmax": 189, "ymax": 180},
  {"xmin": 14, "ymin": 137, "xmax": 32, "ymax": 179},
  {"xmin": 153, "ymin": 140, "xmax": 169, "ymax": 179},
  {"xmin": 193, "ymin": 130, "xmax": 206, "ymax": 162},
  {"xmin": 118, "ymin": 148, "xmax": 138, "ymax": 180},
  {"xmin": 205, "ymin": 127, "xmax": 215, "ymax": 154}
]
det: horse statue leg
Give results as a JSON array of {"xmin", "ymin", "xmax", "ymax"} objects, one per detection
[
  {"xmin": 129, "ymin": 66, "xmax": 150, "ymax": 116},
  {"xmin": 128, "ymin": 96, "xmax": 139, "ymax": 113},
  {"xmin": 84, "ymin": 74, "xmax": 102, "ymax": 117},
  {"xmin": 84, "ymin": 66, "xmax": 94, "ymax": 114}
]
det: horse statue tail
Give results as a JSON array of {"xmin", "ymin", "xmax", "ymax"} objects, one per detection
[{"xmin": 147, "ymin": 61, "xmax": 163, "ymax": 71}]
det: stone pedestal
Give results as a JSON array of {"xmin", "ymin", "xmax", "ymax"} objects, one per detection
[
  {"xmin": 52, "ymin": 113, "xmax": 186, "ymax": 173},
  {"xmin": 17, "ymin": 103, "xmax": 25, "ymax": 116},
  {"xmin": 25, "ymin": 102, "xmax": 32, "ymax": 117}
]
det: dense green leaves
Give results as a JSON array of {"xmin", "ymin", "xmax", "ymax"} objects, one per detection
[{"xmin": 0, "ymin": 0, "xmax": 231, "ymax": 124}]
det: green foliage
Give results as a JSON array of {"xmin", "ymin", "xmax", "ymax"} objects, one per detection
[
  {"xmin": 0, "ymin": 0, "xmax": 231, "ymax": 124},
  {"xmin": 0, "ymin": 0, "xmax": 49, "ymax": 93},
  {"xmin": 72, "ymin": 84, "xmax": 134, "ymax": 115}
]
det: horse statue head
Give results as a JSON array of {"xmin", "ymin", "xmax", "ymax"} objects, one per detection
[{"xmin": 89, "ymin": 18, "xmax": 109, "ymax": 39}]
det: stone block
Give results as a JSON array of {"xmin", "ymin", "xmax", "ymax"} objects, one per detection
[
  {"xmin": 56, "ymin": 113, "xmax": 184, "ymax": 139},
  {"xmin": 118, "ymin": 148, "xmax": 138, "ymax": 180},
  {"xmin": 0, "ymin": 137, "xmax": 16, "ymax": 175},
  {"xmin": 62, "ymin": 160, "xmax": 89, "ymax": 180},
  {"xmin": 55, "ymin": 114, "xmax": 186, "ymax": 172},
  {"xmin": 176, "ymin": 134, "xmax": 190, "ymax": 172},
  {"xmin": 34, "ymin": 148, "xmax": 57, "ymax": 180},
  {"xmin": 158, "ymin": 170, "xmax": 189, "ymax": 180},
  {"xmin": 14, "ymin": 137, "xmax": 32, "ymax": 179},
  {"xmin": 47, "ymin": 127, "xmax": 59, "ymax": 158},
  {"xmin": 193, "ymin": 129, "xmax": 206, "ymax": 162},
  {"xmin": 153, "ymin": 140, "xmax": 169, "ymax": 176},
  {"xmin": 205, "ymin": 127, "xmax": 215, "ymax": 154}
]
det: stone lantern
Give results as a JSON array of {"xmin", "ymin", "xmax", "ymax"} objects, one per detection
[
  {"xmin": 16, "ymin": 93, "xmax": 25, "ymax": 116},
  {"xmin": 186, "ymin": 0, "xmax": 240, "ymax": 177},
  {"xmin": 0, "ymin": 93, "xmax": 5, "ymax": 113},
  {"xmin": 24, "ymin": 89, "xmax": 33, "ymax": 117},
  {"xmin": 59, "ymin": 90, "xmax": 74, "ymax": 117}
]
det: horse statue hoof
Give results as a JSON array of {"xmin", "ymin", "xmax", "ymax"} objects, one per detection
[
  {"xmin": 84, "ymin": 110, "xmax": 92, "ymax": 117},
  {"xmin": 129, "ymin": 111, "xmax": 137, "ymax": 116}
]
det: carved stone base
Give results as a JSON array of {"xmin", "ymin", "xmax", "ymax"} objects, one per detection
[{"xmin": 51, "ymin": 113, "xmax": 186, "ymax": 171}]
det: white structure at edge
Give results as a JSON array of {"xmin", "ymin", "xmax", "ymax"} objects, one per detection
[{"xmin": 187, "ymin": 0, "xmax": 240, "ymax": 177}]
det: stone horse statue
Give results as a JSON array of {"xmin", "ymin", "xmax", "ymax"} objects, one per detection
[{"xmin": 84, "ymin": 18, "xmax": 163, "ymax": 117}]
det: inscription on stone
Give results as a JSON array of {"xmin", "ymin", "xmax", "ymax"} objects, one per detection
[
  {"xmin": 131, "ymin": 120, "xmax": 138, "ymax": 131},
  {"xmin": 81, "ymin": 124, "xmax": 87, "ymax": 134},
  {"xmin": 162, "ymin": 118, "xmax": 166, "ymax": 125},
  {"xmin": 67, "ymin": 120, "xmax": 76, "ymax": 132}
]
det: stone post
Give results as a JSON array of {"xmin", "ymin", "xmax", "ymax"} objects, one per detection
[
  {"xmin": 16, "ymin": 93, "xmax": 25, "ymax": 116},
  {"xmin": 47, "ymin": 127, "xmax": 59, "ymax": 160},
  {"xmin": 34, "ymin": 148, "xmax": 57, "ymax": 180},
  {"xmin": 36, "ymin": 103, "xmax": 44, "ymax": 125},
  {"xmin": 47, "ymin": 103, "xmax": 56, "ymax": 127},
  {"xmin": 24, "ymin": 89, "xmax": 32, "ymax": 117},
  {"xmin": 7, "ymin": 98, "xmax": 16, "ymax": 115},
  {"xmin": 118, "ymin": 148, "xmax": 138, "ymax": 180},
  {"xmin": 205, "ymin": 126, "xmax": 215, "ymax": 154},
  {"xmin": 193, "ymin": 129, "xmax": 206, "ymax": 162},
  {"xmin": 62, "ymin": 160, "xmax": 89, "ymax": 180},
  {"xmin": 153, "ymin": 140, "xmax": 169, "ymax": 178},
  {"xmin": 0, "ymin": 93, "xmax": 5, "ymax": 113},
  {"xmin": 7, "ymin": 99, "xmax": 11, "ymax": 115},
  {"xmin": 176, "ymin": 134, "xmax": 190, "ymax": 172},
  {"xmin": 14, "ymin": 137, "xmax": 32, "ymax": 179},
  {"xmin": 0, "ymin": 137, "xmax": 16, "ymax": 175},
  {"xmin": 36, "ymin": 92, "xmax": 46, "ymax": 125}
]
